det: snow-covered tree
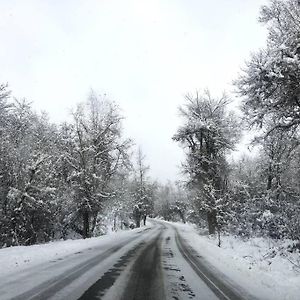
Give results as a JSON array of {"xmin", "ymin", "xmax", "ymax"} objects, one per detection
[
  {"xmin": 64, "ymin": 92, "xmax": 131, "ymax": 238},
  {"xmin": 0, "ymin": 98, "xmax": 60, "ymax": 246},
  {"xmin": 173, "ymin": 91, "xmax": 240, "ymax": 234},
  {"xmin": 234, "ymin": 0, "xmax": 300, "ymax": 241},
  {"xmin": 154, "ymin": 182, "xmax": 189, "ymax": 223},
  {"xmin": 131, "ymin": 148, "xmax": 155, "ymax": 227},
  {"xmin": 236, "ymin": 0, "xmax": 300, "ymax": 135},
  {"xmin": 0, "ymin": 87, "xmax": 135, "ymax": 246}
]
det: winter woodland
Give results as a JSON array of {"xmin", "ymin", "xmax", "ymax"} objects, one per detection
[{"xmin": 0, "ymin": 0, "xmax": 300, "ymax": 264}]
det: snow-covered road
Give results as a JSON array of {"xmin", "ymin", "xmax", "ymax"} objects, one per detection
[{"xmin": 0, "ymin": 221, "xmax": 254, "ymax": 300}]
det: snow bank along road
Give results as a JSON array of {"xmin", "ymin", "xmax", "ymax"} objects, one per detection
[{"xmin": 0, "ymin": 220, "xmax": 256, "ymax": 300}]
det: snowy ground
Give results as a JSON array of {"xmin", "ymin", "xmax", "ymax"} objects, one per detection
[
  {"xmin": 1, "ymin": 220, "xmax": 299, "ymax": 300},
  {"xmin": 0, "ymin": 224, "xmax": 153, "ymax": 278},
  {"xmin": 169, "ymin": 221, "xmax": 300, "ymax": 300}
]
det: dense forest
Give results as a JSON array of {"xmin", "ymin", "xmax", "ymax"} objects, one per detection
[{"xmin": 0, "ymin": 0, "xmax": 300, "ymax": 248}]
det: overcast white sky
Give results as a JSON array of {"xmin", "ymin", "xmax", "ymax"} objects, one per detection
[{"xmin": 0, "ymin": 0, "xmax": 268, "ymax": 182}]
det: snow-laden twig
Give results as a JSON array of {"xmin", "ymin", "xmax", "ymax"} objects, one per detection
[{"xmin": 286, "ymin": 257, "xmax": 300, "ymax": 273}]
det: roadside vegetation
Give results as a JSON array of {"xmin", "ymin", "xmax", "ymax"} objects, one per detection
[{"xmin": 0, "ymin": 0, "xmax": 299, "ymax": 269}]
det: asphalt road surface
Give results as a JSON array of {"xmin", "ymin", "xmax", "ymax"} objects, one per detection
[{"xmin": 1, "ymin": 220, "xmax": 255, "ymax": 300}]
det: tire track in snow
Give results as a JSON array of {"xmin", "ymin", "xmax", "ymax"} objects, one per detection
[
  {"xmin": 174, "ymin": 228, "xmax": 253, "ymax": 300},
  {"xmin": 79, "ymin": 224, "xmax": 166, "ymax": 300},
  {"xmin": 8, "ymin": 226, "xmax": 156, "ymax": 300}
]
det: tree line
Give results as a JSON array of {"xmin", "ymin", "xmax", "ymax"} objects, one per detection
[
  {"xmin": 171, "ymin": 0, "xmax": 300, "ymax": 244},
  {"xmin": 1, "ymin": 0, "xmax": 299, "ymax": 247},
  {"xmin": 0, "ymin": 87, "xmax": 160, "ymax": 246}
]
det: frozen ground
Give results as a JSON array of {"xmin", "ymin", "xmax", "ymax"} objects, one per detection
[
  {"xmin": 169, "ymin": 221, "xmax": 300, "ymax": 300},
  {"xmin": 0, "ymin": 224, "xmax": 153, "ymax": 277},
  {"xmin": 0, "ymin": 220, "xmax": 299, "ymax": 299}
]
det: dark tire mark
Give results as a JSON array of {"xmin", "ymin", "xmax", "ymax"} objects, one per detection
[
  {"xmin": 9, "ymin": 233, "xmax": 148, "ymax": 300},
  {"xmin": 175, "ymin": 229, "xmax": 253, "ymax": 300},
  {"xmin": 120, "ymin": 233, "xmax": 165, "ymax": 300},
  {"xmin": 78, "ymin": 242, "xmax": 145, "ymax": 299}
]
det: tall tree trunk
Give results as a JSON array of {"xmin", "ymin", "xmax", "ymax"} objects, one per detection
[
  {"xmin": 207, "ymin": 210, "xmax": 217, "ymax": 234},
  {"xmin": 90, "ymin": 212, "xmax": 98, "ymax": 234},
  {"xmin": 113, "ymin": 213, "xmax": 117, "ymax": 231},
  {"xmin": 179, "ymin": 211, "xmax": 186, "ymax": 224},
  {"xmin": 82, "ymin": 210, "xmax": 90, "ymax": 239},
  {"xmin": 267, "ymin": 164, "xmax": 273, "ymax": 190}
]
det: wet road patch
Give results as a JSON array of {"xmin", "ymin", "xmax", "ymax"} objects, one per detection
[{"xmin": 78, "ymin": 242, "xmax": 145, "ymax": 299}]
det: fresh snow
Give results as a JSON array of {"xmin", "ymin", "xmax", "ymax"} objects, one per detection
[
  {"xmin": 170, "ymin": 221, "xmax": 300, "ymax": 300},
  {"xmin": 0, "ymin": 220, "xmax": 299, "ymax": 300},
  {"xmin": 0, "ymin": 224, "xmax": 153, "ymax": 277},
  {"xmin": 0, "ymin": 223, "xmax": 159, "ymax": 300}
]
